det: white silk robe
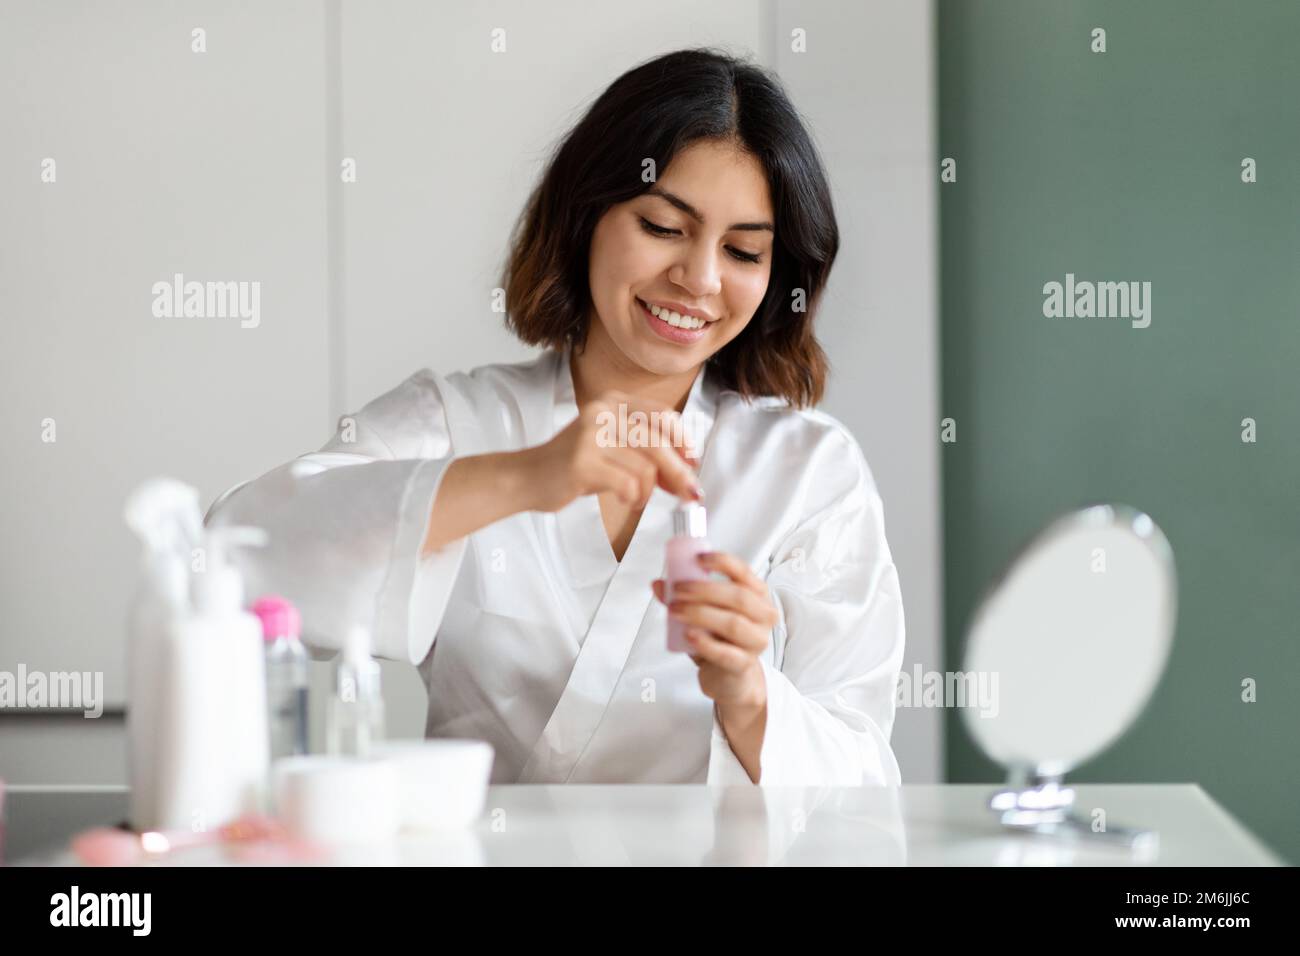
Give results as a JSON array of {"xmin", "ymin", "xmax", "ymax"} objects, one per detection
[{"xmin": 205, "ymin": 347, "xmax": 906, "ymax": 785}]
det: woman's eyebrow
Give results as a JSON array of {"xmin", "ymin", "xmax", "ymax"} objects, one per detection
[{"xmin": 647, "ymin": 186, "xmax": 774, "ymax": 233}]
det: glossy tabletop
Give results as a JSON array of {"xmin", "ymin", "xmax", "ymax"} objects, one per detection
[{"xmin": 4, "ymin": 783, "xmax": 1281, "ymax": 866}]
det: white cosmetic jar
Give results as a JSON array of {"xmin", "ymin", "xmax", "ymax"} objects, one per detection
[
  {"xmin": 372, "ymin": 739, "xmax": 494, "ymax": 830},
  {"xmin": 273, "ymin": 755, "xmax": 402, "ymax": 845}
]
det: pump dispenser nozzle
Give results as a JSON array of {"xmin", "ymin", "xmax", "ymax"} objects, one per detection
[
  {"xmin": 125, "ymin": 479, "xmax": 204, "ymax": 605},
  {"xmin": 191, "ymin": 525, "xmax": 268, "ymax": 614}
]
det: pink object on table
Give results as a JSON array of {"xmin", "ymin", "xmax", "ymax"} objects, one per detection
[{"xmin": 70, "ymin": 813, "xmax": 326, "ymax": 866}]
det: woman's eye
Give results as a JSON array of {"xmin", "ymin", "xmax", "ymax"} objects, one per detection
[
  {"xmin": 640, "ymin": 216, "xmax": 762, "ymax": 265},
  {"xmin": 639, "ymin": 217, "xmax": 678, "ymax": 237}
]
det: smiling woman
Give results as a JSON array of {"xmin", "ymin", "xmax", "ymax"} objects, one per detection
[
  {"xmin": 206, "ymin": 48, "xmax": 905, "ymax": 788},
  {"xmin": 503, "ymin": 47, "xmax": 839, "ymax": 408},
  {"xmin": 601, "ymin": 142, "xmax": 774, "ymax": 353}
]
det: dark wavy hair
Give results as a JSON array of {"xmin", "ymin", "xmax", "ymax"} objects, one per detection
[{"xmin": 501, "ymin": 47, "xmax": 838, "ymax": 408}]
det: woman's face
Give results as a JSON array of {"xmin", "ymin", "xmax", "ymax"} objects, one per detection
[{"xmin": 586, "ymin": 139, "xmax": 775, "ymax": 377}]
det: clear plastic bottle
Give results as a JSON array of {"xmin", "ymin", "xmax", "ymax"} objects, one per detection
[
  {"xmin": 252, "ymin": 595, "xmax": 310, "ymax": 761},
  {"xmin": 327, "ymin": 626, "xmax": 385, "ymax": 757}
]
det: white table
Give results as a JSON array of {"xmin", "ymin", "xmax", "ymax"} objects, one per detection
[{"xmin": 9, "ymin": 783, "xmax": 1281, "ymax": 866}]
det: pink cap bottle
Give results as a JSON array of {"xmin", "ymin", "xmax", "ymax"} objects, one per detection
[
  {"xmin": 252, "ymin": 595, "xmax": 301, "ymax": 643},
  {"xmin": 252, "ymin": 595, "xmax": 310, "ymax": 760},
  {"xmin": 666, "ymin": 501, "xmax": 710, "ymax": 652}
]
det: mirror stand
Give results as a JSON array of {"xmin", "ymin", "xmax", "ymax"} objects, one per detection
[{"xmin": 988, "ymin": 764, "xmax": 1159, "ymax": 854}]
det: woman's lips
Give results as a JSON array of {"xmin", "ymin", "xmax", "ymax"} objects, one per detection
[{"xmin": 638, "ymin": 298, "xmax": 708, "ymax": 345}]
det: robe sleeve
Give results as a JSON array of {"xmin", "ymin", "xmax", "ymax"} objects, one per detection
[
  {"xmin": 707, "ymin": 430, "xmax": 905, "ymax": 786},
  {"xmin": 203, "ymin": 369, "xmax": 469, "ymax": 666}
]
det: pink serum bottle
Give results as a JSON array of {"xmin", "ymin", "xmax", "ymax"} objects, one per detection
[{"xmin": 666, "ymin": 501, "xmax": 710, "ymax": 652}]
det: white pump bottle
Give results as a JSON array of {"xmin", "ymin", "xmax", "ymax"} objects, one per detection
[{"xmin": 125, "ymin": 479, "xmax": 271, "ymax": 833}]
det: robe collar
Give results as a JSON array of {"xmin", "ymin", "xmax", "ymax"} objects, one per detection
[{"xmin": 542, "ymin": 345, "xmax": 720, "ymax": 589}]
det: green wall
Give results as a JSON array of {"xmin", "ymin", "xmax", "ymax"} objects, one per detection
[{"xmin": 938, "ymin": 0, "xmax": 1300, "ymax": 863}]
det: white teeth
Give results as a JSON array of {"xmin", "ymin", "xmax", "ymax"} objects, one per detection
[{"xmin": 646, "ymin": 301, "xmax": 706, "ymax": 330}]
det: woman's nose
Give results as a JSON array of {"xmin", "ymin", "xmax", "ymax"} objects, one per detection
[{"xmin": 669, "ymin": 245, "xmax": 722, "ymax": 299}]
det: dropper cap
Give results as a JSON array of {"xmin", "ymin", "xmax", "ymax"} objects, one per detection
[{"xmin": 672, "ymin": 501, "xmax": 707, "ymax": 538}]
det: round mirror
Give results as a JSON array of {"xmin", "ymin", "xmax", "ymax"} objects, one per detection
[{"xmin": 961, "ymin": 504, "xmax": 1177, "ymax": 777}]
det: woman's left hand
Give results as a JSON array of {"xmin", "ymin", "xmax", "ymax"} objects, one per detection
[{"xmin": 651, "ymin": 550, "xmax": 778, "ymax": 710}]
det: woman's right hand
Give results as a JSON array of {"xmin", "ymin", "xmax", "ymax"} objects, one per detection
[{"xmin": 517, "ymin": 390, "xmax": 703, "ymax": 514}]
